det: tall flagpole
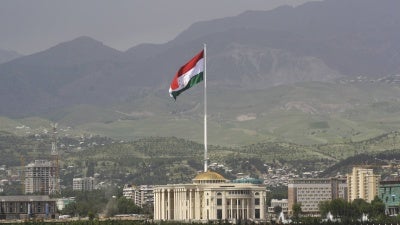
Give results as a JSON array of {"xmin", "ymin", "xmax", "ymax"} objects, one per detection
[{"xmin": 203, "ymin": 43, "xmax": 208, "ymax": 172}]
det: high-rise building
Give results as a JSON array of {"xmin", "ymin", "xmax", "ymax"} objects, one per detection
[
  {"xmin": 72, "ymin": 177, "xmax": 96, "ymax": 191},
  {"xmin": 288, "ymin": 178, "xmax": 347, "ymax": 216},
  {"xmin": 153, "ymin": 171, "xmax": 267, "ymax": 222},
  {"xmin": 24, "ymin": 160, "xmax": 59, "ymax": 195},
  {"xmin": 347, "ymin": 166, "xmax": 380, "ymax": 203}
]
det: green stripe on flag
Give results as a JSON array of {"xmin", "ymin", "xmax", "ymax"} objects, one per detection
[{"xmin": 171, "ymin": 72, "xmax": 204, "ymax": 100}]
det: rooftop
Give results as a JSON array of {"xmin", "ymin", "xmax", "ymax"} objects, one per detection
[{"xmin": 193, "ymin": 171, "xmax": 226, "ymax": 184}]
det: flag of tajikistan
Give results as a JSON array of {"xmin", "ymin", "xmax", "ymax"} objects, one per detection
[{"xmin": 169, "ymin": 50, "xmax": 204, "ymax": 100}]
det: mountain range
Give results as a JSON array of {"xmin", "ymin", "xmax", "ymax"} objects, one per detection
[
  {"xmin": 0, "ymin": 49, "xmax": 21, "ymax": 64},
  {"xmin": 0, "ymin": 0, "xmax": 399, "ymax": 145}
]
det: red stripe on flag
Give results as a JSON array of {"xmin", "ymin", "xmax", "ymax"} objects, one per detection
[{"xmin": 170, "ymin": 50, "xmax": 204, "ymax": 90}]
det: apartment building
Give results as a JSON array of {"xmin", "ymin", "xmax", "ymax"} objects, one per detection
[
  {"xmin": 72, "ymin": 177, "xmax": 96, "ymax": 191},
  {"xmin": 347, "ymin": 166, "xmax": 380, "ymax": 203},
  {"xmin": 25, "ymin": 160, "xmax": 59, "ymax": 195},
  {"xmin": 123, "ymin": 184, "xmax": 154, "ymax": 207}
]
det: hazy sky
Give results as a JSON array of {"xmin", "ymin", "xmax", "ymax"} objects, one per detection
[{"xmin": 0, "ymin": 0, "xmax": 317, "ymax": 55}]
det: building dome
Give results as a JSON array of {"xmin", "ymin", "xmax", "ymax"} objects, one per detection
[{"xmin": 193, "ymin": 171, "xmax": 227, "ymax": 184}]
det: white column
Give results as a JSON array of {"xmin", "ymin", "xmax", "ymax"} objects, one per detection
[
  {"xmin": 236, "ymin": 199, "xmax": 238, "ymax": 220},
  {"xmin": 194, "ymin": 190, "xmax": 198, "ymax": 219},
  {"xmin": 194, "ymin": 189, "xmax": 201, "ymax": 220},
  {"xmin": 158, "ymin": 190, "xmax": 161, "ymax": 220},
  {"xmin": 177, "ymin": 188, "xmax": 181, "ymax": 219},
  {"xmin": 154, "ymin": 190, "xmax": 159, "ymax": 220},
  {"xmin": 222, "ymin": 193, "xmax": 226, "ymax": 219},
  {"xmin": 183, "ymin": 188, "xmax": 186, "ymax": 220},
  {"xmin": 184, "ymin": 189, "xmax": 187, "ymax": 220},
  {"xmin": 173, "ymin": 189, "xmax": 176, "ymax": 220},
  {"xmin": 159, "ymin": 189, "xmax": 162, "ymax": 219},
  {"xmin": 189, "ymin": 189, "xmax": 192, "ymax": 219},
  {"xmin": 260, "ymin": 193, "xmax": 265, "ymax": 219},
  {"xmin": 174, "ymin": 188, "xmax": 177, "ymax": 220},
  {"xmin": 161, "ymin": 189, "xmax": 165, "ymax": 219},
  {"xmin": 167, "ymin": 189, "xmax": 171, "ymax": 220}
]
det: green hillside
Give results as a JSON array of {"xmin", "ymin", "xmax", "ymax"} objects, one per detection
[
  {"xmin": 67, "ymin": 81, "xmax": 400, "ymax": 146},
  {"xmin": 2, "ymin": 80, "xmax": 400, "ymax": 147}
]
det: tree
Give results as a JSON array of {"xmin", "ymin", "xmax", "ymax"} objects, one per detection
[
  {"xmin": 62, "ymin": 202, "xmax": 78, "ymax": 216},
  {"xmin": 117, "ymin": 197, "xmax": 141, "ymax": 214},
  {"xmin": 352, "ymin": 198, "xmax": 370, "ymax": 219},
  {"xmin": 60, "ymin": 189, "xmax": 111, "ymax": 217},
  {"xmin": 274, "ymin": 205, "xmax": 282, "ymax": 216},
  {"xmin": 318, "ymin": 201, "xmax": 330, "ymax": 218},
  {"xmin": 292, "ymin": 203, "xmax": 302, "ymax": 221},
  {"xmin": 370, "ymin": 196, "xmax": 385, "ymax": 220},
  {"xmin": 141, "ymin": 203, "xmax": 154, "ymax": 218},
  {"xmin": 329, "ymin": 198, "xmax": 350, "ymax": 219}
]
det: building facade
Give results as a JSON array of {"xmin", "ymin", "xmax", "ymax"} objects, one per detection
[
  {"xmin": 0, "ymin": 195, "xmax": 57, "ymax": 220},
  {"xmin": 347, "ymin": 166, "xmax": 380, "ymax": 203},
  {"xmin": 123, "ymin": 184, "xmax": 139, "ymax": 202},
  {"xmin": 72, "ymin": 177, "xmax": 96, "ymax": 191},
  {"xmin": 25, "ymin": 160, "xmax": 59, "ymax": 195},
  {"xmin": 123, "ymin": 184, "xmax": 154, "ymax": 207},
  {"xmin": 288, "ymin": 178, "xmax": 347, "ymax": 216},
  {"xmin": 153, "ymin": 171, "xmax": 267, "ymax": 222},
  {"xmin": 379, "ymin": 177, "xmax": 400, "ymax": 216}
]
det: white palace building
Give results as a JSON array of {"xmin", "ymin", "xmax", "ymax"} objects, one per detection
[{"xmin": 153, "ymin": 171, "xmax": 267, "ymax": 222}]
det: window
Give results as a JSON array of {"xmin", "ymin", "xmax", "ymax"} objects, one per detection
[
  {"xmin": 255, "ymin": 198, "xmax": 260, "ymax": 205},
  {"xmin": 255, "ymin": 209, "xmax": 260, "ymax": 219},
  {"xmin": 217, "ymin": 199, "xmax": 222, "ymax": 206}
]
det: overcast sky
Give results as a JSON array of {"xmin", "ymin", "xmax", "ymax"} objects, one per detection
[{"xmin": 0, "ymin": 0, "xmax": 317, "ymax": 55}]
